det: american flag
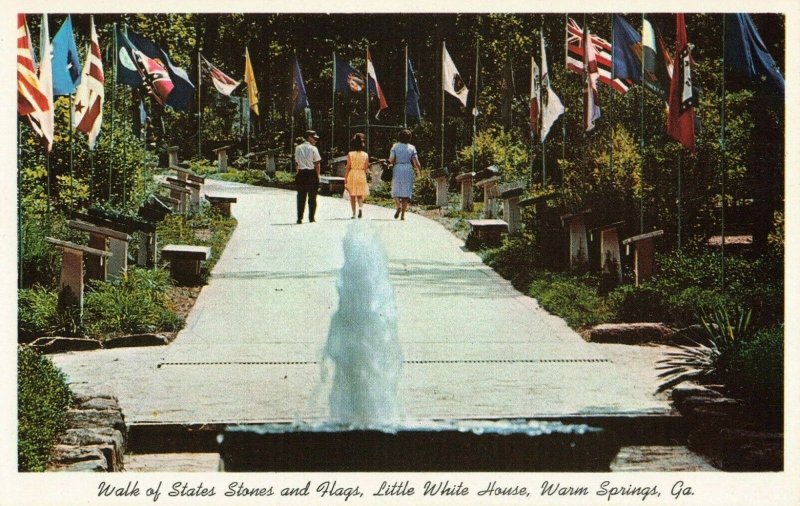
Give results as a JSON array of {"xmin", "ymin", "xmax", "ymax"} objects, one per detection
[
  {"xmin": 73, "ymin": 16, "xmax": 104, "ymax": 149},
  {"xmin": 18, "ymin": 14, "xmax": 54, "ymax": 151},
  {"xmin": 567, "ymin": 18, "xmax": 632, "ymax": 95}
]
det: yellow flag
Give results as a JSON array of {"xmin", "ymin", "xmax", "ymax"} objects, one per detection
[{"xmin": 244, "ymin": 47, "xmax": 259, "ymax": 115}]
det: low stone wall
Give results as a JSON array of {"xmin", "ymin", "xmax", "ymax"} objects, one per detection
[
  {"xmin": 48, "ymin": 385, "xmax": 127, "ymax": 472},
  {"xmin": 580, "ymin": 323, "xmax": 674, "ymax": 344},
  {"xmin": 30, "ymin": 334, "xmax": 169, "ymax": 354}
]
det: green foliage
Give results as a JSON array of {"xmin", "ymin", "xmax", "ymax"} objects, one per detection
[
  {"xmin": 456, "ymin": 128, "xmax": 530, "ymax": 183},
  {"xmin": 82, "ymin": 268, "xmax": 182, "ymax": 339},
  {"xmin": 656, "ymin": 307, "xmax": 753, "ymax": 392},
  {"xmin": 215, "ymin": 168, "xmax": 269, "ymax": 186},
  {"xmin": 157, "ymin": 203, "xmax": 237, "ymax": 275},
  {"xmin": 608, "ymin": 284, "xmax": 671, "ymax": 323},
  {"xmin": 483, "ymin": 233, "xmax": 540, "ymax": 290},
  {"xmin": 412, "ymin": 171, "xmax": 437, "ymax": 206},
  {"xmin": 728, "ymin": 325, "xmax": 783, "ymax": 420},
  {"xmin": 18, "ymin": 287, "xmax": 81, "ymax": 340},
  {"xmin": 528, "ymin": 271, "xmax": 615, "ymax": 328},
  {"xmin": 18, "ymin": 345, "xmax": 72, "ymax": 472}
]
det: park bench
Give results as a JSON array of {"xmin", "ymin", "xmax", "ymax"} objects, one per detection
[
  {"xmin": 498, "ymin": 182, "xmax": 525, "ymax": 234},
  {"xmin": 319, "ymin": 175, "xmax": 345, "ymax": 195},
  {"xmin": 212, "ymin": 145, "xmax": 233, "ymax": 172},
  {"xmin": 622, "ymin": 229, "xmax": 665, "ymax": 285},
  {"xmin": 161, "ymin": 244, "xmax": 212, "ymax": 285},
  {"xmin": 466, "ymin": 219, "xmax": 509, "ymax": 247},
  {"xmin": 46, "ymin": 237, "xmax": 111, "ymax": 311},
  {"xmin": 455, "ymin": 172, "xmax": 476, "ymax": 211},
  {"xmin": 82, "ymin": 206, "xmax": 164, "ymax": 269},
  {"xmin": 205, "ymin": 195, "xmax": 237, "ymax": 217},
  {"xmin": 166, "ymin": 176, "xmax": 202, "ymax": 210},
  {"xmin": 67, "ymin": 219, "xmax": 131, "ymax": 281},
  {"xmin": 561, "ymin": 209, "xmax": 592, "ymax": 271}
]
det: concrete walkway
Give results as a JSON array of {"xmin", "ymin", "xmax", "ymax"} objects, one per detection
[{"xmin": 53, "ymin": 179, "xmax": 673, "ymax": 426}]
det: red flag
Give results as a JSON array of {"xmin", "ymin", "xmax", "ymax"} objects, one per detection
[
  {"xmin": 529, "ymin": 56, "xmax": 540, "ymax": 135},
  {"xmin": 73, "ymin": 16, "xmax": 104, "ymax": 149},
  {"xmin": 366, "ymin": 50, "xmax": 388, "ymax": 118},
  {"xmin": 583, "ymin": 27, "xmax": 601, "ymax": 132},
  {"xmin": 567, "ymin": 18, "xmax": 632, "ymax": 94},
  {"xmin": 18, "ymin": 14, "xmax": 54, "ymax": 151},
  {"xmin": 667, "ymin": 14, "xmax": 696, "ymax": 151}
]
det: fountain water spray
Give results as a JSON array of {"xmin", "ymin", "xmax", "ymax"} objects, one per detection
[{"xmin": 322, "ymin": 222, "xmax": 403, "ymax": 426}]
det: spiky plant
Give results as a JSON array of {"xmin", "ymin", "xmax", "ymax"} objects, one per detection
[{"xmin": 656, "ymin": 307, "xmax": 752, "ymax": 392}]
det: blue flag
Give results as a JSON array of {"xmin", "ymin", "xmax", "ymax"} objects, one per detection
[
  {"xmin": 292, "ymin": 56, "xmax": 309, "ymax": 114},
  {"xmin": 334, "ymin": 54, "xmax": 365, "ymax": 95},
  {"xmin": 405, "ymin": 57, "xmax": 421, "ymax": 123},
  {"xmin": 52, "ymin": 15, "xmax": 82, "ymax": 95},
  {"xmin": 612, "ymin": 15, "xmax": 642, "ymax": 83},
  {"xmin": 725, "ymin": 13, "xmax": 784, "ymax": 93},
  {"xmin": 116, "ymin": 27, "xmax": 195, "ymax": 110}
]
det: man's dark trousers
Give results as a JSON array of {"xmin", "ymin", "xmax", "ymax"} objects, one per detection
[{"xmin": 296, "ymin": 170, "xmax": 319, "ymax": 222}]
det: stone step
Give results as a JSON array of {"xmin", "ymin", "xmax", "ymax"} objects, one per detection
[{"xmin": 610, "ymin": 445, "xmax": 718, "ymax": 472}]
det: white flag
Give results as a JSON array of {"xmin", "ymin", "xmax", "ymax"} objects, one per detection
[
  {"xmin": 38, "ymin": 14, "xmax": 55, "ymax": 152},
  {"xmin": 73, "ymin": 16, "xmax": 104, "ymax": 149},
  {"xmin": 442, "ymin": 43, "xmax": 468, "ymax": 107},
  {"xmin": 540, "ymin": 32, "xmax": 564, "ymax": 142}
]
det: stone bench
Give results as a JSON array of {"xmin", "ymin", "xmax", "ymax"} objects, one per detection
[
  {"xmin": 498, "ymin": 183, "xmax": 525, "ymax": 234},
  {"xmin": 246, "ymin": 149, "xmax": 280, "ymax": 174},
  {"xmin": 455, "ymin": 172, "xmax": 476, "ymax": 211},
  {"xmin": 161, "ymin": 245, "xmax": 212, "ymax": 285},
  {"xmin": 622, "ymin": 229, "xmax": 664, "ymax": 285},
  {"xmin": 46, "ymin": 238, "xmax": 112, "ymax": 311},
  {"xmin": 160, "ymin": 182, "xmax": 191, "ymax": 213},
  {"xmin": 205, "ymin": 195, "xmax": 237, "ymax": 217},
  {"xmin": 561, "ymin": 209, "xmax": 592, "ymax": 271},
  {"xmin": 431, "ymin": 167, "xmax": 449, "ymax": 208},
  {"xmin": 166, "ymin": 176, "xmax": 202, "ymax": 210},
  {"xmin": 475, "ymin": 175, "xmax": 501, "ymax": 218},
  {"xmin": 172, "ymin": 165, "xmax": 205, "ymax": 185},
  {"xmin": 466, "ymin": 219, "xmax": 509, "ymax": 247},
  {"xmin": 212, "ymin": 145, "xmax": 233, "ymax": 172},
  {"xmin": 319, "ymin": 175, "xmax": 345, "ymax": 195},
  {"xmin": 67, "ymin": 219, "xmax": 131, "ymax": 281}
]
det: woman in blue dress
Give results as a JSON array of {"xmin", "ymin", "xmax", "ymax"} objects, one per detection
[{"xmin": 388, "ymin": 129, "xmax": 422, "ymax": 220}]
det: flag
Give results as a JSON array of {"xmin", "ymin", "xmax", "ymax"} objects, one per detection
[
  {"xmin": 540, "ymin": 32, "xmax": 564, "ymax": 142},
  {"xmin": 201, "ymin": 55, "xmax": 241, "ymax": 96},
  {"xmin": 51, "ymin": 15, "xmax": 82, "ymax": 96},
  {"xmin": 529, "ymin": 56, "xmax": 540, "ymax": 135},
  {"xmin": 642, "ymin": 17, "xmax": 674, "ymax": 98},
  {"xmin": 667, "ymin": 14, "xmax": 697, "ymax": 151},
  {"xmin": 612, "ymin": 14, "xmax": 642, "ymax": 83},
  {"xmin": 583, "ymin": 27, "xmax": 601, "ymax": 132},
  {"xmin": 17, "ymin": 13, "xmax": 53, "ymax": 148},
  {"xmin": 366, "ymin": 49, "xmax": 388, "ymax": 118},
  {"xmin": 243, "ymin": 47, "xmax": 259, "ymax": 115},
  {"xmin": 36, "ymin": 14, "xmax": 55, "ymax": 151},
  {"xmin": 116, "ymin": 27, "xmax": 194, "ymax": 110},
  {"xmin": 442, "ymin": 43, "xmax": 468, "ymax": 107},
  {"xmin": 405, "ymin": 57, "xmax": 421, "ymax": 123},
  {"xmin": 73, "ymin": 16, "xmax": 104, "ymax": 149},
  {"xmin": 334, "ymin": 54, "xmax": 365, "ymax": 95},
  {"xmin": 292, "ymin": 56, "xmax": 309, "ymax": 114},
  {"xmin": 724, "ymin": 13, "xmax": 784, "ymax": 93},
  {"xmin": 567, "ymin": 18, "xmax": 632, "ymax": 94}
]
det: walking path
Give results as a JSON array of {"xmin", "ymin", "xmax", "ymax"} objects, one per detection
[{"xmin": 53, "ymin": 179, "xmax": 673, "ymax": 426}]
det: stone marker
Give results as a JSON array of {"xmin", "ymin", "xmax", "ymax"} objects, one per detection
[
  {"xmin": 475, "ymin": 175, "xmax": 501, "ymax": 218},
  {"xmin": 161, "ymin": 244, "xmax": 212, "ymax": 285},
  {"xmin": 212, "ymin": 145, "xmax": 233, "ymax": 172},
  {"xmin": 160, "ymin": 182, "xmax": 191, "ymax": 213},
  {"xmin": 467, "ymin": 219, "xmax": 509, "ymax": 247},
  {"xmin": 368, "ymin": 160, "xmax": 386, "ymax": 191},
  {"xmin": 560, "ymin": 209, "xmax": 592, "ymax": 271},
  {"xmin": 167, "ymin": 146, "xmax": 179, "ymax": 168},
  {"xmin": 68, "ymin": 219, "xmax": 131, "ymax": 280},
  {"xmin": 455, "ymin": 172, "xmax": 476, "ymax": 211},
  {"xmin": 499, "ymin": 183, "xmax": 525, "ymax": 234},
  {"xmin": 329, "ymin": 156, "xmax": 348, "ymax": 177},
  {"xmin": 622, "ymin": 229, "xmax": 664, "ymax": 285},
  {"xmin": 590, "ymin": 221, "xmax": 624, "ymax": 291},
  {"xmin": 167, "ymin": 176, "xmax": 202, "ymax": 210},
  {"xmin": 205, "ymin": 195, "xmax": 238, "ymax": 217},
  {"xmin": 46, "ymin": 237, "xmax": 111, "ymax": 311}
]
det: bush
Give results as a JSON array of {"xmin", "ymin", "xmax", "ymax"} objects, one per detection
[
  {"xmin": 82, "ymin": 268, "xmax": 182, "ymax": 339},
  {"xmin": 412, "ymin": 170, "xmax": 437, "ymax": 206},
  {"xmin": 528, "ymin": 271, "xmax": 615, "ymax": 328},
  {"xmin": 157, "ymin": 203, "xmax": 237, "ymax": 275},
  {"xmin": 18, "ymin": 345, "xmax": 72, "ymax": 471},
  {"xmin": 215, "ymin": 168, "xmax": 269, "ymax": 186},
  {"xmin": 728, "ymin": 325, "xmax": 783, "ymax": 423},
  {"xmin": 483, "ymin": 233, "xmax": 540, "ymax": 290},
  {"xmin": 608, "ymin": 284, "xmax": 671, "ymax": 323},
  {"xmin": 18, "ymin": 287, "xmax": 81, "ymax": 340}
]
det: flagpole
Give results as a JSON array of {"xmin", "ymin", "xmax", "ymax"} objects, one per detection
[
  {"xmin": 530, "ymin": 55, "xmax": 535, "ymax": 187},
  {"xmin": 720, "ymin": 14, "xmax": 727, "ymax": 289},
  {"xmin": 677, "ymin": 151, "xmax": 682, "ymax": 249},
  {"xmin": 110, "ymin": 24, "xmax": 117, "ymax": 203},
  {"xmin": 332, "ymin": 51, "xmax": 336, "ymax": 161},
  {"xmin": 404, "ymin": 44, "xmax": 408, "ymax": 128},
  {"xmin": 69, "ymin": 94, "xmax": 75, "ymax": 207},
  {"xmin": 365, "ymin": 43, "xmax": 370, "ymax": 154},
  {"xmin": 562, "ymin": 14, "xmax": 568, "ymax": 165},
  {"xmin": 472, "ymin": 39, "xmax": 479, "ymax": 174},
  {"xmin": 609, "ymin": 14, "xmax": 615, "ymax": 185},
  {"xmin": 440, "ymin": 40, "xmax": 445, "ymax": 171},
  {"xmin": 198, "ymin": 49, "xmax": 202, "ymax": 160},
  {"xmin": 540, "ymin": 18, "xmax": 545, "ymax": 186},
  {"xmin": 639, "ymin": 13, "xmax": 646, "ymax": 234}
]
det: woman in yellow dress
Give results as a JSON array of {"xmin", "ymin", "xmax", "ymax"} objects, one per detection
[{"xmin": 344, "ymin": 133, "xmax": 369, "ymax": 219}]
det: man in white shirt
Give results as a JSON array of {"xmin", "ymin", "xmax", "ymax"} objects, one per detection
[{"xmin": 294, "ymin": 130, "xmax": 322, "ymax": 223}]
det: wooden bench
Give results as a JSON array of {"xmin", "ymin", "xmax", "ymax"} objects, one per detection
[
  {"xmin": 466, "ymin": 219, "xmax": 509, "ymax": 247},
  {"xmin": 46, "ymin": 237, "xmax": 112, "ymax": 311},
  {"xmin": 161, "ymin": 245, "xmax": 212, "ymax": 285},
  {"xmin": 205, "ymin": 195, "xmax": 237, "ymax": 217},
  {"xmin": 319, "ymin": 175, "xmax": 345, "ymax": 195},
  {"xmin": 67, "ymin": 219, "xmax": 131, "ymax": 281},
  {"xmin": 212, "ymin": 145, "xmax": 233, "ymax": 172},
  {"xmin": 623, "ymin": 229, "xmax": 664, "ymax": 285}
]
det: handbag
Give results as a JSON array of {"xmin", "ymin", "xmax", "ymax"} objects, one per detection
[{"xmin": 380, "ymin": 164, "xmax": 393, "ymax": 183}]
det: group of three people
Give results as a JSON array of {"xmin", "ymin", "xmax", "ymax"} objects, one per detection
[{"xmin": 294, "ymin": 129, "xmax": 422, "ymax": 223}]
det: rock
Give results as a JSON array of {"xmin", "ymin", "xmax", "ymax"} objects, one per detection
[
  {"xmin": 610, "ymin": 445, "xmax": 718, "ymax": 472},
  {"xmin": 49, "ymin": 444, "xmax": 120, "ymax": 471},
  {"xmin": 60, "ymin": 427, "xmax": 125, "ymax": 453},
  {"xmin": 66, "ymin": 409, "xmax": 127, "ymax": 438},
  {"xmin": 53, "ymin": 459, "xmax": 108, "ymax": 472},
  {"xmin": 71, "ymin": 384, "xmax": 119, "ymax": 404},
  {"xmin": 580, "ymin": 323, "xmax": 673, "ymax": 344},
  {"xmin": 670, "ymin": 384, "xmax": 725, "ymax": 407},
  {"xmin": 710, "ymin": 429, "xmax": 783, "ymax": 471},
  {"xmin": 77, "ymin": 397, "xmax": 121, "ymax": 411},
  {"xmin": 29, "ymin": 336, "xmax": 101, "ymax": 354},
  {"xmin": 103, "ymin": 333, "xmax": 170, "ymax": 348}
]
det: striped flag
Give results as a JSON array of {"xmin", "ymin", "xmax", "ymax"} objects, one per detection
[
  {"xmin": 667, "ymin": 14, "xmax": 696, "ymax": 151},
  {"xmin": 201, "ymin": 55, "xmax": 241, "ymax": 96},
  {"xmin": 567, "ymin": 17, "xmax": 632, "ymax": 95},
  {"xmin": 17, "ymin": 14, "xmax": 47, "ymax": 118},
  {"xmin": 583, "ymin": 27, "xmax": 601, "ymax": 132},
  {"xmin": 529, "ymin": 56, "xmax": 540, "ymax": 136},
  {"xmin": 73, "ymin": 16, "xmax": 104, "ymax": 149},
  {"xmin": 366, "ymin": 49, "xmax": 388, "ymax": 118}
]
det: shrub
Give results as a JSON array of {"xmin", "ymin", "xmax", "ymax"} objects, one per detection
[
  {"xmin": 157, "ymin": 204, "xmax": 237, "ymax": 275},
  {"xmin": 528, "ymin": 271, "xmax": 615, "ymax": 328},
  {"xmin": 215, "ymin": 168, "xmax": 268, "ymax": 186},
  {"xmin": 82, "ymin": 268, "xmax": 182, "ymax": 339},
  {"xmin": 18, "ymin": 345, "xmax": 72, "ymax": 471},
  {"xmin": 608, "ymin": 284, "xmax": 671, "ymax": 323},
  {"xmin": 483, "ymin": 233, "xmax": 540, "ymax": 290},
  {"xmin": 412, "ymin": 170, "xmax": 437, "ymax": 206},
  {"xmin": 728, "ymin": 325, "xmax": 783, "ymax": 423},
  {"xmin": 18, "ymin": 287, "xmax": 81, "ymax": 340}
]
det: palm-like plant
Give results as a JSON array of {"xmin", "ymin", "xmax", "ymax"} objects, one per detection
[{"xmin": 656, "ymin": 307, "xmax": 753, "ymax": 392}]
